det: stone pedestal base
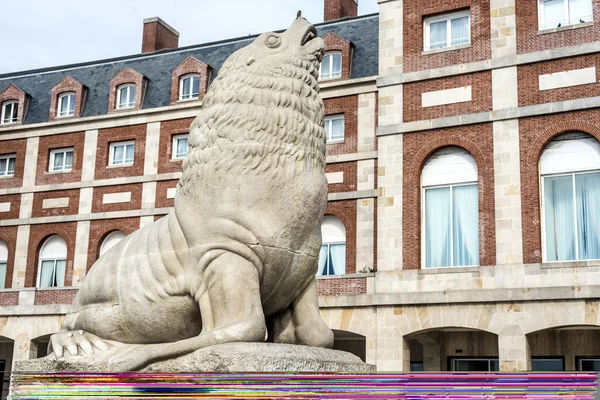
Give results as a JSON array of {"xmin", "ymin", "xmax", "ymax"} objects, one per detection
[{"xmin": 14, "ymin": 342, "xmax": 376, "ymax": 372}]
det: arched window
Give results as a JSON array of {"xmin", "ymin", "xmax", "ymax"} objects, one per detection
[
  {"xmin": 540, "ymin": 132, "xmax": 600, "ymax": 262},
  {"xmin": 38, "ymin": 235, "xmax": 67, "ymax": 288},
  {"xmin": 100, "ymin": 230, "xmax": 126, "ymax": 256},
  {"xmin": 317, "ymin": 215, "xmax": 346, "ymax": 276},
  {"xmin": 422, "ymin": 146, "xmax": 479, "ymax": 268},
  {"xmin": 0, "ymin": 240, "xmax": 7, "ymax": 289},
  {"xmin": 319, "ymin": 52, "xmax": 342, "ymax": 80},
  {"xmin": 116, "ymin": 84, "xmax": 136, "ymax": 109},
  {"xmin": 179, "ymin": 74, "xmax": 200, "ymax": 101}
]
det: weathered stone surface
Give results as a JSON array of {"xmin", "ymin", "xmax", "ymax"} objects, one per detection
[{"xmin": 16, "ymin": 343, "xmax": 375, "ymax": 372}]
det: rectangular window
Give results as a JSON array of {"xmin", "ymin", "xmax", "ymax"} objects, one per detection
[
  {"xmin": 317, "ymin": 243, "xmax": 346, "ymax": 276},
  {"xmin": 543, "ymin": 171, "xmax": 600, "ymax": 262},
  {"xmin": 424, "ymin": 10, "xmax": 470, "ymax": 51},
  {"xmin": 109, "ymin": 141, "xmax": 135, "ymax": 166},
  {"xmin": 1, "ymin": 101, "xmax": 18, "ymax": 124},
  {"xmin": 577, "ymin": 357, "xmax": 600, "ymax": 371},
  {"xmin": 324, "ymin": 115, "xmax": 344, "ymax": 143},
  {"xmin": 0, "ymin": 154, "xmax": 16, "ymax": 177},
  {"xmin": 117, "ymin": 85, "xmax": 136, "ymax": 109},
  {"xmin": 172, "ymin": 134, "xmax": 189, "ymax": 159},
  {"xmin": 532, "ymin": 357, "xmax": 565, "ymax": 371},
  {"xmin": 539, "ymin": 0, "xmax": 593, "ymax": 30},
  {"xmin": 57, "ymin": 93, "xmax": 76, "ymax": 117},
  {"xmin": 451, "ymin": 358, "xmax": 499, "ymax": 372},
  {"xmin": 179, "ymin": 75, "xmax": 200, "ymax": 100},
  {"xmin": 424, "ymin": 183, "xmax": 479, "ymax": 268},
  {"xmin": 49, "ymin": 148, "xmax": 74, "ymax": 172},
  {"xmin": 38, "ymin": 259, "xmax": 66, "ymax": 288}
]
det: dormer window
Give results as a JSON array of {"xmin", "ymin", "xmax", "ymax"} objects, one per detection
[
  {"xmin": 116, "ymin": 84, "xmax": 136, "ymax": 109},
  {"xmin": 179, "ymin": 74, "xmax": 200, "ymax": 101},
  {"xmin": 57, "ymin": 92, "xmax": 76, "ymax": 117},
  {"xmin": 1, "ymin": 101, "xmax": 18, "ymax": 124},
  {"xmin": 319, "ymin": 52, "xmax": 342, "ymax": 80}
]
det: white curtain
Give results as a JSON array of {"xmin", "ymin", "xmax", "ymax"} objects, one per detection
[
  {"xmin": 113, "ymin": 146, "xmax": 124, "ymax": 164},
  {"xmin": 429, "ymin": 21, "xmax": 447, "ymax": 49},
  {"xmin": 332, "ymin": 54, "xmax": 342, "ymax": 78},
  {"xmin": 544, "ymin": 0, "xmax": 565, "ymax": 28},
  {"xmin": 320, "ymin": 55, "xmax": 331, "ymax": 79},
  {"xmin": 576, "ymin": 173, "xmax": 600, "ymax": 260},
  {"xmin": 0, "ymin": 262, "xmax": 5, "ymax": 289},
  {"xmin": 451, "ymin": 16, "xmax": 469, "ymax": 46},
  {"xmin": 331, "ymin": 118, "xmax": 344, "ymax": 141},
  {"xmin": 544, "ymin": 175, "xmax": 576, "ymax": 261},
  {"xmin": 569, "ymin": 0, "xmax": 592, "ymax": 23},
  {"xmin": 425, "ymin": 187, "xmax": 451, "ymax": 267},
  {"xmin": 55, "ymin": 260, "xmax": 66, "ymax": 287},
  {"xmin": 39, "ymin": 260, "xmax": 55, "ymax": 288},
  {"xmin": 65, "ymin": 151, "xmax": 73, "ymax": 169},
  {"xmin": 317, "ymin": 245, "xmax": 328, "ymax": 276},
  {"xmin": 329, "ymin": 244, "xmax": 346, "ymax": 275},
  {"xmin": 53, "ymin": 152, "xmax": 64, "ymax": 170},
  {"xmin": 452, "ymin": 184, "xmax": 479, "ymax": 266},
  {"xmin": 125, "ymin": 144, "xmax": 135, "ymax": 163},
  {"xmin": 177, "ymin": 138, "xmax": 188, "ymax": 157}
]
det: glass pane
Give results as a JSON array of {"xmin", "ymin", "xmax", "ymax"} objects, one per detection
[
  {"xmin": 0, "ymin": 159, "xmax": 6, "ymax": 176},
  {"xmin": 176, "ymin": 138, "xmax": 188, "ymax": 158},
  {"xmin": 7, "ymin": 157, "xmax": 15, "ymax": 175},
  {"xmin": 569, "ymin": 0, "xmax": 592, "ymax": 24},
  {"xmin": 65, "ymin": 151, "xmax": 73, "ymax": 169},
  {"xmin": 39, "ymin": 260, "xmax": 55, "ymax": 288},
  {"xmin": 182, "ymin": 77, "xmax": 191, "ymax": 97},
  {"xmin": 55, "ymin": 260, "xmax": 66, "ymax": 287},
  {"xmin": 580, "ymin": 359, "xmax": 600, "ymax": 371},
  {"xmin": 429, "ymin": 20, "xmax": 448, "ymax": 49},
  {"xmin": 118, "ymin": 88, "xmax": 127, "ymax": 107},
  {"xmin": 532, "ymin": 359, "xmax": 564, "ymax": 371},
  {"xmin": 60, "ymin": 96, "xmax": 69, "ymax": 115},
  {"xmin": 67, "ymin": 94, "xmax": 75, "ymax": 114},
  {"xmin": 113, "ymin": 145, "xmax": 124, "ymax": 165},
  {"xmin": 331, "ymin": 118, "xmax": 344, "ymax": 141},
  {"xmin": 454, "ymin": 359, "xmax": 496, "ymax": 372},
  {"xmin": 320, "ymin": 55, "xmax": 331, "ymax": 79},
  {"xmin": 317, "ymin": 244, "xmax": 328, "ymax": 276},
  {"xmin": 10, "ymin": 102, "xmax": 17, "ymax": 120},
  {"xmin": 575, "ymin": 172, "xmax": 600, "ymax": 260},
  {"xmin": 332, "ymin": 54, "xmax": 342, "ymax": 78},
  {"xmin": 53, "ymin": 152, "xmax": 64, "ymax": 170},
  {"xmin": 410, "ymin": 363, "xmax": 424, "ymax": 372},
  {"xmin": 125, "ymin": 144, "xmax": 135, "ymax": 163},
  {"xmin": 544, "ymin": 0, "xmax": 565, "ymax": 28},
  {"xmin": 425, "ymin": 187, "xmax": 451, "ymax": 267},
  {"xmin": 191, "ymin": 76, "xmax": 200, "ymax": 96},
  {"xmin": 452, "ymin": 184, "xmax": 479, "ymax": 266},
  {"xmin": 544, "ymin": 175, "xmax": 576, "ymax": 261},
  {"xmin": 329, "ymin": 243, "xmax": 346, "ymax": 275},
  {"xmin": 0, "ymin": 262, "xmax": 6, "ymax": 289},
  {"xmin": 128, "ymin": 86, "xmax": 136, "ymax": 106},
  {"xmin": 450, "ymin": 16, "xmax": 469, "ymax": 46}
]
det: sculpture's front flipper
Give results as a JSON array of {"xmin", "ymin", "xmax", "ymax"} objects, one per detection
[{"xmin": 108, "ymin": 251, "xmax": 267, "ymax": 371}]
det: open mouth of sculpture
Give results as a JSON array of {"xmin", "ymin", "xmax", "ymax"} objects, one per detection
[{"xmin": 301, "ymin": 27, "xmax": 318, "ymax": 46}]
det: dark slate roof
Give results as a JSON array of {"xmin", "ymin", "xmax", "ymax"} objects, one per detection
[{"xmin": 0, "ymin": 14, "xmax": 378, "ymax": 126}]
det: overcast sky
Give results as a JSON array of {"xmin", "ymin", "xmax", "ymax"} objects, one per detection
[{"xmin": 1, "ymin": 0, "xmax": 379, "ymax": 75}]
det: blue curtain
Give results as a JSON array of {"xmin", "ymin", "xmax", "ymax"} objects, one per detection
[
  {"xmin": 544, "ymin": 175, "xmax": 576, "ymax": 261},
  {"xmin": 329, "ymin": 244, "xmax": 346, "ymax": 275},
  {"xmin": 452, "ymin": 184, "xmax": 479, "ymax": 266},
  {"xmin": 317, "ymin": 245, "xmax": 328, "ymax": 276},
  {"xmin": 576, "ymin": 172, "xmax": 600, "ymax": 260},
  {"xmin": 425, "ymin": 187, "xmax": 451, "ymax": 267}
]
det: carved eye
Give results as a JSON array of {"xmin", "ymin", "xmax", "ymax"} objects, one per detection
[{"xmin": 265, "ymin": 35, "xmax": 281, "ymax": 48}]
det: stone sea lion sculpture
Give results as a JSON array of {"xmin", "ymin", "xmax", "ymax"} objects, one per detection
[{"xmin": 48, "ymin": 17, "xmax": 334, "ymax": 371}]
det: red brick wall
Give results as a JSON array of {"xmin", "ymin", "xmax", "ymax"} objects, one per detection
[
  {"xmin": 322, "ymin": 33, "xmax": 353, "ymax": 82},
  {"xmin": 0, "ymin": 194, "xmax": 20, "ymax": 220},
  {"xmin": 158, "ymin": 118, "xmax": 193, "ymax": 174},
  {"xmin": 34, "ymin": 289, "xmax": 78, "ymax": 305},
  {"xmin": 326, "ymin": 162, "xmax": 357, "ymax": 193},
  {"xmin": 91, "ymin": 183, "xmax": 143, "ymax": 214},
  {"xmin": 48, "ymin": 76, "xmax": 86, "ymax": 121},
  {"xmin": 108, "ymin": 68, "xmax": 147, "ymax": 113},
  {"xmin": 404, "ymin": 1, "xmax": 491, "ymax": 73},
  {"xmin": 87, "ymin": 217, "xmax": 140, "ymax": 272},
  {"xmin": 403, "ymin": 71, "xmax": 492, "ymax": 122},
  {"xmin": 95, "ymin": 124, "xmax": 146, "ymax": 180},
  {"xmin": 32, "ymin": 189, "xmax": 80, "ymax": 218},
  {"xmin": 325, "ymin": 200, "xmax": 357, "ymax": 274},
  {"xmin": 324, "ymin": 0, "xmax": 357, "ymax": 21},
  {"xmin": 0, "ymin": 226, "xmax": 17, "ymax": 289},
  {"xmin": 142, "ymin": 20, "xmax": 179, "ymax": 54},
  {"xmin": 517, "ymin": 54, "xmax": 600, "ymax": 107},
  {"xmin": 0, "ymin": 291, "xmax": 18, "ymax": 305},
  {"xmin": 170, "ymin": 57, "xmax": 210, "ymax": 104},
  {"xmin": 25, "ymin": 222, "xmax": 77, "ymax": 288},
  {"xmin": 317, "ymin": 276, "xmax": 367, "ymax": 296},
  {"xmin": 0, "ymin": 139, "xmax": 27, "ymax": 189},
  {"xmin": 155, "ymin": 179, "xmax": 178, "ymax": 209},
  {"xmin": 516, "ymin": 0, "xmax": 600, "ymax": 54},
  {"xmin": 325, "ymin": 95, "xmax": 358, "ymax": 156},
  {"xmin": 403, "ymin": 123, "xmax": 496, "ymax": 269},
  {"xmin": 36, "ymin": 132, "xmax": 85, "ymax": 186},
  {"xmin": 519, "ymin": 111, "xmax": 600, "ymax": 263}
]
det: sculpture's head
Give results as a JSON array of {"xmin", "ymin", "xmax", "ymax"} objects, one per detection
[{"xmin": 179, "ymin": 18, "xmax": 327, "ymax": 193}]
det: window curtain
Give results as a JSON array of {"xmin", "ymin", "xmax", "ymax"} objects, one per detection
[
  {"xmin": 127, "ymin": 87, "xmax": 136, "ymax": 105},
  {"xmin": 569, "ymin": 0, "xmax": 592, "ymax": 23},
  {"xmin": 53, "ymin": 152, "xmax": 64, "ymax": 170},
  {"xmin": 60, "ymin": 97, "xmax": 69, "ymax": 115},
  {"xmin": 320, "ymin": 55, "xmax": 331, "ymax": 78},
  {"xmin": 429, "ymin": 21, "xmax": 447, "ymax": 49},
  {"xmin": 8, "ymin": 157, "xmax": 15, "ymax": 175},
  {"xmin": 452, "ymin": 184, "xmax": 479, "ymax": 266},
  {"xmin": 576, "ymin": 172, "xmax": 600, "ymax": 260},
  {"xmin": 317, "ymin": 245, "xmax": 328, "ymax": 276},
  {"xmin": 329, "ymin": 244, "xmax": 346, "ymax": 275},
  {"xmin": 55, "ymin": 260, "xmax": 66, "ymax": 287},
  {"xmin": 39, "ymin": 260, "xmax": 55, "ymax": 288},
  {"xmin": 544, "ymin": 175, "xmax": 576, "ymax": 261},
  {"xmin": 331, "ymin": 119, "xmax": 344, "ymax": 141},
  {"xmin": 425, "ymin": 187, "xmax": 451, "ymax": 267},
  {"xmin": 177, "ymin": 138, "xmax": 188, "ymax": 157},
  {"xmin": 332, "ymin": 54, "xmax": 342, "ymax": 77},
  {"xmin": 191, "ymin": 77, "xmax": 200, "ymax": 95},
  {"xmin": 113, "ymin": 146, "xmax": 124, "ymax": 164},
  {"xmin": 125, "ymin": 144, "xmax": 135, "ymax": 163},
  {"xmin": 0, "ymin": 262, "xmax": 5, "ymax": 289},
  {"xmin": 544, "ymin": 0, "xmax": 565, "ymax": 28},
  {"xmin": 451, "ymin": 17, "xmax": 469, "ymax": 46},
  {"xmin": 65, "ymin": 151, "xmax": 73, "ymax": 169}
]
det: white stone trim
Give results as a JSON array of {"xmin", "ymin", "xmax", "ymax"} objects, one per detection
[
  {"xmin": 42, "ymin": 197, "xmax": 69, "ymax": 209},
  {"xmin": 326, "ymin": 172, "xmax": 344, "ymax": 184},
  {"xmin": 538, "ymin": 67, "xmax": 597, "ymax": 91},
  {"xmin": 102, "ymin": 192, "xmax": 131, "ymax": 205},
  {"xmin": 166, "ymin": 187, "xmax": 177, "ymax": 199},
  {"xmin": 421, "ymin": 86, "xmax": 472, "ymax": 108},
  {"xmin": 0, "ymin": 202, "xmax": 10, "ymax": 212}
]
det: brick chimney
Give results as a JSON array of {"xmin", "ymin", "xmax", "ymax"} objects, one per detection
[
  {"xmin": 142, "ymin": 17, "xmax": 179, "ymax": 54},
  {"xmin": 324, "ymin": 0, "xmax": 358, "ymax": 22}
]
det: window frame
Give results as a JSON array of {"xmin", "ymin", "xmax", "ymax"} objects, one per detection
[
  {"xmin": 36, "ymin": 235, "xmax": 67, "ymax": 288},
  {"xmin": 576, "ymin": 356, "xmax": 600, "ymax": 371},
  {"xmin": 537, "ymin": 0, "xmax": 594, "ymax": 30},
  {"xmin": 540, "ymin": 168, "xmax": 600, "ymax": 263},
  {"xmin": 421, "ymin": 181, "xmax": 479, "ymax": 268},
  {"xmin": 324, "ymin": 114, "xmax": 345, "ymax": 143},
  {"xmin": 423, "ymin": 9, "xmax": 471, "ymax": 52},
  {"xmin": 172, "ymin": 134, "xmax": 189, "ymax": 160},
  {"xmin": 1, "ymin": 100, "xmax": 18, "ymax": 125},
  {"xmin": 448, "ymin": 357, "xmax": 499, "ymax": 372},
  {"xmin": 179, "ymin": 74, "xmax": 201, "ymax": 101},
  {"xmin": 48, "ymin": 147, "xmax": 74, "ymax": 173},
  {"xmin": 108, "ymin": 140, "xmax": 135, "ymax": 166},
  {"xmin": 0, "ymin": 240, "xmax": 7, "ymax": 290},
  {"xmin": 531, "ymin": 356, "xmax": 565, "ymax": 371},
  {"xmin": 319, "ymin": 52, "xmax": 343, "ymax": 81},
  {"xmin": 57, "ymin": 92, "xmax": 76, "ymax": 118},
  {"xmin": 318, "ymin": 241, "xmax": 347, "ymax": 276},
  {"xmin": 116, "ymin": 84, "xmax": 136, "ymax": 110},
  {"xmin": 0, "ymin": 154, "xmax": 16, "ymax": 178}
]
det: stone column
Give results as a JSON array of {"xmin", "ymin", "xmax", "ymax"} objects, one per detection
[
  {"xmin": 140, "ymin": 122, "xmax": 161, "ymax": 228},
  {"xmin": 498, "ymin": 325, "xmax": 531, "ymax": 371},
  {"xmin": 12, "ymin": 226, "xmax": 30, "ymax": 288},
  {"xmin": 491, "ymin": 0, "xmax": 523, "ymax": 265},
  {"xmin": 81, "ymin": 129, "xmax": 98, "ymax": 182},
  {"xmin": 358, "ymin": 92, "xmax": 376, "ymax": 153},
  {"xmin": 378, "ymin": 0, "xmax": 403, "ymax": 78},
  {"xmin": 22, "ymin": 137, "xmax": 38, "ymax": 189},
  {"xmin": 376, "ymin": 306, "xmax": 410, "ymax": 371},
  {"xmin": 71, "ymin": 221, "xmax": 90, "ymax": 286}
]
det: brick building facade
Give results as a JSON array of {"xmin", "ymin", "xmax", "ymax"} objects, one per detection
[{"xmin": 0, "ymin": 0, "xmax": 599, "ymax": 385}]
